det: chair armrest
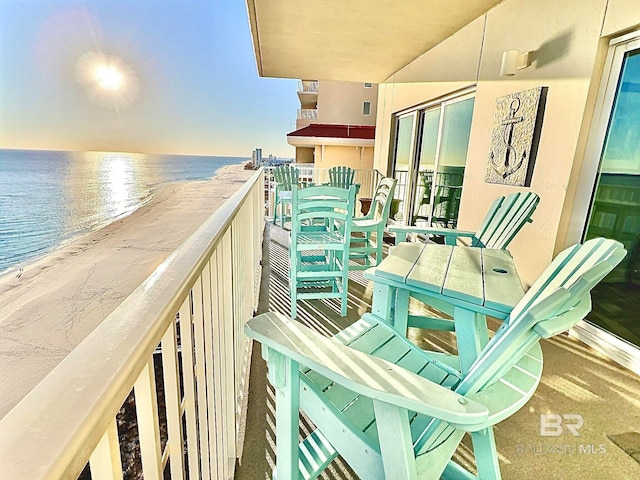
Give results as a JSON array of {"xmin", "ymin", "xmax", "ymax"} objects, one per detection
[
  {"xmin": 389, "ymin": 225, "xmax": 475, "ymax": 244},
  {"xmin": 357, "ymin": 209, "xmax": 376, "ymax": 222},
  {"xmin": 245, "ymin": 312, "xmax": 488, "ymax": 429}
]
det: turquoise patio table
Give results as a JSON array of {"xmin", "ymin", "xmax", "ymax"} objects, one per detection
[{"xmin": 365, "ymin": 241, "xmax": 525, "ymax": 373}]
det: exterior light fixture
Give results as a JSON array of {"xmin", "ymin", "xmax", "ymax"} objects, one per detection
[{"xmin": 500, "ymin": 50, "xmax": 532, "ymax": 76}]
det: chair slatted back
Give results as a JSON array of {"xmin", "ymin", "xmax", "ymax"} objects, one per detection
[
  {"xmin": 368, "ymin": 177, "xmax": 397, "ymax": 223},
  {"xmin": 460, "ymin": 238, "xmax": 625, "ymax": 397},
  {"xmin": 328, "ymin": 166, "xmax": 355, "ymax": 188},
  {"xmin": 414, "ymin": 238, "xmax": 625, "ymax": 456},
  {"xmin": 273, "ymin": 164, "xmax": 298, "ymax": 190},
  {"xmin": 291, "ymin": 185, "xmax": 357, "ymax": 242},
  {"xmin": 472, "ymin": 191, "xmax": 540, "ymax": 249}
]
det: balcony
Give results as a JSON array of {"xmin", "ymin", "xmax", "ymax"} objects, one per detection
[
  {"xmin": 297, "ymin": 81, "xmax": 318, "ymax": 111},
  {"xmin": 297, "ymin": 108, "xmax": 318, "ymax": 121},
  {"xmin": 295, "ymin": 108, "xmax": 318, "ymax": 129},
  {"xmin": 1, "ymin": 168, "xmax": 639, "ymax": 479},
  {"xmin": 298, "ymin": 80, "xmax": 319, "ymax": 94}
]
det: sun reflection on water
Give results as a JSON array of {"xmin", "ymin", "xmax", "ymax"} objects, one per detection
[
  {"xmin": 63, "ymin": 152, "xmax": 153, "ymax": 232},
  {"xmin": 102, "ymin": 153, "xmax": 137, "ymax": 218}
]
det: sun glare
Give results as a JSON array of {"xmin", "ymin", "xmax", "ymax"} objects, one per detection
[
  {"xmin": 76, "ymin": 51, "xmax": 140, "ymax": 111},
  {"xmin": 95, "ymin": 65, "xmax": 123, "ymax": 90}
]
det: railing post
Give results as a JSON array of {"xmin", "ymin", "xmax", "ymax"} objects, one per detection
[
  {"xmin": 89, "ymin": 419, "xmax": 124, "ymax": 480},
  {"xmin": 135, "ymin": 359, "xmax": 163, "ymax": 478}
]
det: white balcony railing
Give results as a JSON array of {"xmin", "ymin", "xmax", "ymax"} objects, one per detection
[
  {"xmin": 0, "ymin": 169, "xmax": 265, "ymax": 479},
  {"xmin": 297, "ymin": 108, "xmax": 318, "ymax": 121},
  {"xmin": 297, "ymin": 80, "xmax": 318, "ymax": 94}
]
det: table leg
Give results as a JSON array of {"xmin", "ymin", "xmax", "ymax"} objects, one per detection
[
  {"xmin": 371, "ymin": 282, "xmax": 395, "ymax": 323},
  {"xmin": 453, "ymin": 306, "xmax": 489, "ymax": 374},
  {"xmin": 393, "ymin": 290, "xmax": 410, "ymax": 334}
]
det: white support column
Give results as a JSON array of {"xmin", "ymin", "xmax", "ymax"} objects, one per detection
[
  {"xmin": 89, "ymin": 419, "xmax": 124, "ymax": 480},
  {"xmin": 193, "ymin": 276, "xmax": 212, "ymax": 480},
  {"xmin": 179, "ymin": 294, "xmax": 201, "ymax": 480},
  {"xmin": 161, "ymin": 319, "xmax": 186, "ymax": 478},
  {"xmin": 201, "ymin": 260, "xmax": 220, "ymax": 478},
  {"xmin": 219, "ymin": 232, "xmax": 237, "ymax": 474},
  {"xmin": 135, "ymin": 359, "xmax": 163, "ymax": 479}
]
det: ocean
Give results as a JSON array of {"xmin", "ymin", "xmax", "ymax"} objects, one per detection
[{"xmin": 0, "ymin": 149, "xmax": 247, "ymax": 275}]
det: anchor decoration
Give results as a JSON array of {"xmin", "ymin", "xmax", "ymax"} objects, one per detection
[
  {"xmin": 489, "ymin": 97, "xmax": 526, "ymax": 179},
  {"xmin": 486, "ymin": 87, "xmax": 545, "ymax": 186}
]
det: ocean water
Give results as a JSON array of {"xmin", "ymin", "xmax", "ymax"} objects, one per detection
[{"xmin": 0, "ymin": 149, "xmax": 247, "ymax": 275}]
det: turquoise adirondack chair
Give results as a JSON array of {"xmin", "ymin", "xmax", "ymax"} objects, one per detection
[
  {"xmin": 349, "ymin": 177, "xmax": 397, "ymax": 270},
  {"xmin": 273, "ymin": 165, "xmax": 299, "ymax": 228},
  {"xmin": 392, "ymin": 191, "xmax": 540, "ymax": 248},
  {"xmin": 246, "ymin": 237, "xmax": 625, "ymax": 480},
  {"xmin": 289, "ymin": 184, "xmax": 357, "ymax": 318},
  {"xmin": 328, "ymin": 165, "xmax": 356, "ymax": 188}
]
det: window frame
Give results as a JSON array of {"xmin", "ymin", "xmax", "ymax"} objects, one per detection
[{"xmin": 389, "ymin": 88, "xmax": 475, "ymax": 225}]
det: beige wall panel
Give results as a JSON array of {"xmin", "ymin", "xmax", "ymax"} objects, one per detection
[
  {"xmin": 468, "ymin": 0, "xmax": 608, "ymax": 285},
  {"xmin": 375, "ymin": 0, "xmax": 617, "ymax": 285},
  {"xmin": 602, "ymin": 0, "xmax": 640, "ymax": 36},
  {"xmin": 314, "ymin": 145, "xmax": 373, "ymax": 169},
  {"xmin": 296, "ymin": 147, "xmax": 314, "ymax": 164},
  {"xmin": 392, "ymin": 16, "xmax": 485, "ymax": 83},
  {"xmin": 318, "ymin": 81, "xmax": 379, "ymax": 125},
  {"xmin": 479, "ymin": 0, "xmax": 607, "ymax": 82},
  {"xmin": 361, "ymin": 147, "xmax": 374, "ymax": 168},
  {"xmin": 462, "ymin": 79, "xmax": 591, "ymax": 285}
]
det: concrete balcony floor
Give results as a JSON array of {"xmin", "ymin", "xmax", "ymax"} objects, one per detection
[{"xmin": 236, "ymin": 223, "xmax": 640, "ymax": 479}]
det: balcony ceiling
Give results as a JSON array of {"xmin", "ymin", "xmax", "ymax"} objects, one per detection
[{"xmin": 246, "ymin": 0, "xmax": 503, "ymax": 83}]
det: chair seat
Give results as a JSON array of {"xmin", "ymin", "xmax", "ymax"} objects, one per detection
[
  {"xmin": 352, "ymin": 218, "xmax": 377, "ymax": 229},
  {"xmin": 299, "ymin": 315, "xmax": 544, "ymax": 460},
  {"xmin": 294, "ymin": 232, "xmax": 346, "ymax": 249}
]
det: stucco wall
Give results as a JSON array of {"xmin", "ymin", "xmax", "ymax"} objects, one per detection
[
  {"xmin": 373, "ymin": 0, "xmax": 638, "ymax": 286},
  {"xmin": 295, "ymin": 147, "xmax": 314, "ymax": 163},
  {"xmin": 602, "ymin": 0, "xmax": 640, "ymax": 36},
  {"xmin": 318, "ymin": 81, "xmax": 379, "ymax": 126},
  {"xmin": 314, "ymin": 145, "xmax": 374, "ymax": 169}
]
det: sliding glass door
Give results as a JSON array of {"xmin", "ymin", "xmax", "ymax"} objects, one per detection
[
  {"xmin": 583, "ymin": 36, "xmax": 640, "ymax": 348},
  {"xmin": 390, "ymin": 91, "xmax": 474, "ymax": 228}
]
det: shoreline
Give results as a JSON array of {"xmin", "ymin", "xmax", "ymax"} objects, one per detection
[
  {"xmin": 0, "ymin": 163, "xmax": 243, "ymax": 280},
  {"xmin": 0, "ymin": 164, "xmax": 256, "ymax": 419}
]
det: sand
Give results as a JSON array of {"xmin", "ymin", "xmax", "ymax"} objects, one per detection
[{"xmin": 0, "ymin": 164, "xmax": 257, "ymax": 419}]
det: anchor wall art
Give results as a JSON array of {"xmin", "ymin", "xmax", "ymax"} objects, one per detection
[{"xmin": 486, "ymin": 87, "xmax": 547, "ymax": 186}]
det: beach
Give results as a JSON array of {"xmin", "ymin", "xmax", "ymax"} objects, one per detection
[{"xmin": 0, "ymin": 164, "xmax": 257, "ymax": 419}]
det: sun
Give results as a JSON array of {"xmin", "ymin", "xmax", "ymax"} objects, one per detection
[
  {"xmin": 95, "ymin": 65, "xmax": 123, "ymax": 90},
  {"xmin": 76, "ymin": 51, "xmax": 139, "ymax": 110}
]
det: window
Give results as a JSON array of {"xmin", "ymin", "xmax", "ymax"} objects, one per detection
[
  {"xmin": 363, "ymin": 101, "xmax": 371, "ymax": 115},
  {"xmin": 390, "ymin": 91, "xmax": 475, "ymax": 227},
  {"xmin": 581, "ymin": 33, "xmax": 640, "ymax": 348},
  {"xmin": 364, "ymin": 82, "xmax": 372, "ymax": 88}
]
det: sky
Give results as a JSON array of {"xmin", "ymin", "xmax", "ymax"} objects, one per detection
[{"xmin": 0, "ymin": 0, "xmax": 299, "ymax": 158}]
